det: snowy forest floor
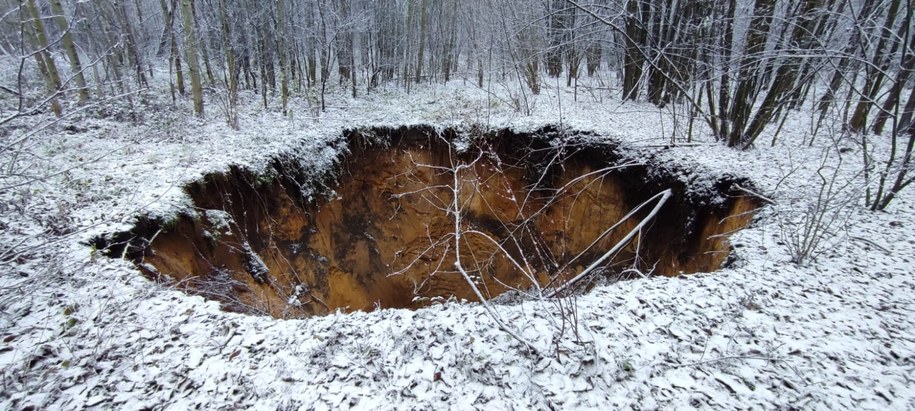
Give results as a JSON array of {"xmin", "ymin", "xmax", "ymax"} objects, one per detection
[{"xmin": 2, "ymin": 74, "xmax": 914, "ymax": 409}]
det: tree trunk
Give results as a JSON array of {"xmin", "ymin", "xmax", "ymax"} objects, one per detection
[
  {"xmin": 160, "ymin": 0, "xmax": 186, "ymax": 97},
  {"xmin": 817, "ymin": 0, "xmax": 879, "ymax": 119},
  {"xmin": 306, "ymin": 1, "xmax": 318, "ymax": 86},
  {"xmin": 335, "ymin": 0, "xmax": 357, "ymax": 97},
  {"xmin": 622, "ymin": 0, "xmax": 647, "ymax": 100},
  {"xmin": 256, "ymin": 23, "xmax": 268, "ymax": 108},
  {"xmin": 114, "ymin": 0, "xmax": 147, "ymax": 87},
  {"xmin": 133, "ymin": 0, "xmax": 154, "ymax": 80},
  {"xmin": 740, "ymin": 0, "xmax": 821, "ymax": 148},
  {"xmin": 50, "ymin": 0, "xmax": 88, "ymax": 103},
  {"xmin": 276, "ymin": 0, "xmax": 289, "ymax": 114},
  {"xmin": 24, "ymin": 0, "xmax": 62, "ymax": 116},
  {"xmin": 585, "ymin": 41, "xmax": 600, "ymax": 76},
  {"xmin": 785, "ymin": 0, "xmax": 842, "ymax": 109},
  {"xmin": 873, "ymin": 27, "xmax": 915, "ymax": 135},
  {"xmin": 726, "ymin": 0, "xmax": 775, "ymax": 147},
  {"xmin": 414, "ymin": 0, "xmax": 428, "ymax": 83},
  {"xmin": 181, "ymin": 0, "xmax": 204, "ymax": 115},
  {"xmin": 848, "ymin": 0, "xmax": 903, "ymax": 133},
  {"xmin": 565, "ymin": 7, "xmax": 579, "ymax": 87},
  {"xmin": 546, "ymin": 0, "xmax": 565, "ymax": 78},
  {"xmin": 646, "ymin": 0, "xmax": 669, "ymax": 105},
  {"xmin": 443, "ymin": 0, "xmax": 457, "ymax": 83},
  {"xmin": 711, "ymin": 0, "xmax": 737, "ymax": 141},
  {"xmin": 190, "ymin": 0, "xmax": 214, "ymax": 85},
  {"xmin": 874, "ymin": 76, "xmax": 915, "ymax": 209},
  {"xmin": 218, "ymin": 0, "xmax": 238, "ymax": 128}
]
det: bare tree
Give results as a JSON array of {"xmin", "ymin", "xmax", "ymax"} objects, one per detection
[
  {"xmin": 49, "ymin": 0, "xmax": 87, "ymax": 103},
  {"xmin": 114, "ymin": 0, "xmax": 148, "ymax": 87},
  {"xmin": 275, "ymin": 0, "xmax": 289, "ymax": 114},
  {"xmin": 23, "ymin": 0, "xmax": 62, "ymax": 116},
  {"xmin": 621, "ymin": 0, "xmax": 647, "ymax": 101},
  {"xmin": 216, "ymin": 0, "xmax": 238, "ymax": 128},
  {"xmin": 847, "ymin": 0, "xmax": 903, "ymax": 133},
  {"xmin": 160, "ymin": 0, "xmax": 185, "ymax": 101},
  {"xmin": 868, "ymin": 1, "xmax": 915, "ymax": 210},
  {"xmin": 181, "ymin": 0, "xmax": 203, "ymax": 115}
]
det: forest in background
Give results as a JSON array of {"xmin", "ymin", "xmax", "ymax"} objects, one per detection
[{"xmin": 1, "ymin": 0, "xmax": 913, "ymax": 209}]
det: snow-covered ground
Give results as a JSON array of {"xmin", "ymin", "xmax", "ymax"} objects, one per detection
[{"xmin": 1, "ymin": 75, "xmax": 914, "ymax": 409}]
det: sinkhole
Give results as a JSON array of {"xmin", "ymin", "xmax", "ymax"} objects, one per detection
[{"xmin": 95, "ymin": 126, "xmax": 761, "ymax": 319}]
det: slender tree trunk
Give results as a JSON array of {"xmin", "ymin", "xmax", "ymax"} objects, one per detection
[
  {"xmin": 256, "ymin": 24, "xmax": 268, "ymax": 108},
  {"xmin": 873, "ymin": 3, "xmax": 915, "ymax": 210},
  {"xmin": 24, "ymin": 0, "xmax": 62, "ymax": 116},
  {"xmin": 585, "ymin": 41, "xmax": 600, "ymax": 76},
  {"xmin": 726, "ymin": 0, "xmax": 775, "ymax": 147},
  {"xmin": 873, "ymin": 28, "xmax": 915, "ymax": 135},
  {"xmin": 546, "ymin": 0, "xmax": 565, "ymax": 78},
  {"xmin": 162, "ymin": 0, "xmax": 185, "ymax": 96},
  {"xmin": 414, "ymin": 0, "xmax": 428, "ymax": 83},
  {"xmin": 711, "ymin": 0, "xmax": 737, "ymax": 141},
  {"xmin": 646, "ymin": 0, "xmax": 668, "ymax": 105},
  {"xmin": 402, "ymin": 0, "xmax": 415, "ymax": 86},
  {"xmin": 622, "ymin": 0, "xmax": 646, "ymax": 100},
  {"xmin": 443, "ymin": 0, "xmax": 457, "ymax": 83},
  {"xmin": 292, "ymin": 41, "xmax": 304, "ymax": 93},
  {"xmin": 133, "ymin": 0, "xmax": 153, "ymax": 80},
  {"xmin": 848, "ymin": 0, "xmax": 903, "ymax": 133},
  {"xmin": 114, "ymin": 0, "xmax": 147, "ymax": 87},
  {"xmin": 276, "ymin": 0, "xmax": 289, "ymax": 114},
  {"xmin": 190, "ymin": 0, "xmax": 214, "ymax": 85},
  {"xmin": 786, "ymin": 0, "xmax": 842, "ymax": 109},
  {"xmin": 817, "ymin": 0, "xmax": 879, "ymax": 119},
  {"xmin": 50, "ymin": 0, "xmax": 88, "ymax": 103},
  {"xmin": 317, "ymin": 1, "xmax": 333, "ymax": 110},
  {"xmin": 181, "ymin": 0, "xmax": 204, "ymax": 115},
  {"xmin": 565, "ymin": 8, "xmax": 579, "ymax": 88},
  {"xmin": 740, "ymin": 0, "xmax": 821, "ymax": 148},
  {"xmin": 306, "ymin": 1, "xmax": 317, "ymax": 86},
  {"xmin": 218, "ymin": 0, "xmax": 238, "ymax": 128}
]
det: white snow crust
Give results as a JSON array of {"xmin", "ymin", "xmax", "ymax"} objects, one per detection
[{"xmin": 1, "ymin": 76, "xmax": 914, "ymax": 410}]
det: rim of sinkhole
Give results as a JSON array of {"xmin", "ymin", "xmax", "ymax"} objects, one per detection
[{"xmin": 92, "ymin": 125, "xmax": 763, "ymax": 319}]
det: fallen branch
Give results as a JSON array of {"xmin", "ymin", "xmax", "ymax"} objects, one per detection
[
  {"xmin": 546, "ymin": 189, "xmax": 672, "ymax": 298},
  {"xmin": 447, "ymin": 146, "xmax": 541, "ymax": 355},
  {"xmin": 734, "ymin": 183, "xmax": 776, "ymax": 205}
]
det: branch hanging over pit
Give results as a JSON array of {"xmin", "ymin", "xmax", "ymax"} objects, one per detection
[{"xmin": 546, "ymin": 188, "xmax": 672, "ymax": 298}]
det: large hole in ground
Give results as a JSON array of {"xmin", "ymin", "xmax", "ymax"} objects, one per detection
[{"xmin": 96, "ymin": 126, "xmax": 760, "ymax": 318}]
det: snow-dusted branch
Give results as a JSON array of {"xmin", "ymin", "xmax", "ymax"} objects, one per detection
[{"xmin": 546, "ymin": 188, "xmax": 672, "ymax": 298}]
